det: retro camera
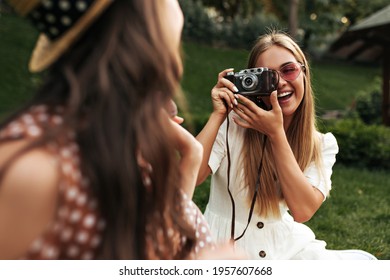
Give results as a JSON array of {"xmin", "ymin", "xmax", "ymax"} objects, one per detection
[{"xmin": 225, "ymin": 67, "xmax": 279, "ymax": 96}]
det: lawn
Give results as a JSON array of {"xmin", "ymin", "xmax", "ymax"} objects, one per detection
[{"xmin": 1, "ymin": 12, "xmax": 388, "ymax": 259}]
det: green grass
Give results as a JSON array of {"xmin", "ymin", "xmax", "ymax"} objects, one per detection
[
  {"xmin": 1, "ymin": 12, "xmax": 388, "ymax": 260},
  {"xmin": 305, "ymin": 165, "xmax": 390, "ymax": 259}
]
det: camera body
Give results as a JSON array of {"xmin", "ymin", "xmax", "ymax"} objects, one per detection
[{"xmin": 225, "ymin": 67, "xmax": 279, "ymax": 96}]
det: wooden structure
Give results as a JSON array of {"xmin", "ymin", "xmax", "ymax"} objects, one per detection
[{"xmin": 329, "ymin": 4, "xmax": 390, "ymax": 126}]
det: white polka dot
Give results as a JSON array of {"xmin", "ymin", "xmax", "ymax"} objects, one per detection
[
  {"xmin": 206, "ymin": 236, "xmax": 212, "ymax": 243},
  {"xmin": 90, "ymin": 235, "xmax": 101, "ymax": 248},
  {"xmin": 52, "ymin": 115, "xmax": 63, "ymax": 124},
  {"xmin": 38, "ymin": 113, "xmax": 49, "ymax": 122},
  {"xmin": 61, "ymin": 16, "xmax": 72, "ymax": 26},
  {"xmin": 76, "ymin": 231, "xmax": 88, "ymax": 244},
  {"xmin": 42, "ymin": 0, "xmax": 53, "ymax": 9},
  {"xmin": 61, "ymin": 148, "xmax": 71, "ymax": 158},
  {"xmin": 52, "ymin": 222, "xmax": 61, "ymax": 232},
  {"xmin": 66, "ymin": 187, "xmax": 78, "ymax": 201},
  {"xmin": 83, "ymin": 214, "xmax": 96, "ymax": 228},
  {"xmin": 22, "ymin": 114, "xmax": 34, "ymax": 124},
  {"xmin": 167, "ymin": 228, "xmax": 174, "ymax": 237},
  {"xmin": 46, "ymin": 14, "xmax": 56, "ymax": 23},
  {"xmin": 76, "ymin": 1, "xmax": 87, "ymax": 11},
  {"xmin": 199, "ymin": 241, "xmax": 205, "ymax": 248},
  {"xmin": 69, "ymin": 210, "xmax": 82, "ymax": 223},
  {"xmin": 201, "ymin": 226, "xmax": 207, "ymax": 233},
  {"xmin": 62, "ymin": 162, "xmax": 73, "ymax": 175},
  {"xmin": 9, "ymin": 124, "xmax": 22, "ymax": 135},
  {"xmin": 61, "ymin": 228, "xmax": 73, "ymax": 241},
  {"xmin": 81, "ymin": 251, "xmax": 93, "ymax": 260},
  {"xmin": 27, "ymin": 125, "xmax": 41, "ymax": 136},
  {"xmin": 30, "ymin": 238, "xmax": 43, "ymax": 252},
  {"xmin": 59, "ymin": 0, "xmax": 71, "ymax": 10},
  {"xmin": 49, "ymin": 27, "xmax": 59, "ymax": 36},
  {"xmin": 67, "ymin": 246, "xmax": 79, "ymax": 257},
  {"xmin": 76, "ymin": 193, "xmax": 87, "ymax": 206},
  {"xmin": 43, "ymin": 246, "xmax": 59, "ymax": 259}
]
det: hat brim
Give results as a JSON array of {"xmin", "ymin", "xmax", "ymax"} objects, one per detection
[{"xmin": 29, "ymin": 0, "xmax": 113, "ymax": 72}]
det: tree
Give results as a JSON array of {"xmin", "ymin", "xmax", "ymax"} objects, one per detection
[{"xmin": 288, "ymin": 0, "xmax": 299, "ymax": 39}]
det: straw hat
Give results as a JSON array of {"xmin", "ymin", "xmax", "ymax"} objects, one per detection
[{"xmin": 6, "ymin": 0, "xmax": 114, "ymax": 72}]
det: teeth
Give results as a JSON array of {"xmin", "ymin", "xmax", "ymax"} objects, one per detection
[{"xmin": 277, "ymin": 92, "xmax": 292, "ymax": 98}]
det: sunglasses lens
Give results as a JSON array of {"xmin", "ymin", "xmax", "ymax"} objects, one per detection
[{"xmin": 280, "ymin": 63, "xmax": 301, "ymax": 81}]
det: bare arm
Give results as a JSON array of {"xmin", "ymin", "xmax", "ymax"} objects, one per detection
[
  {"xmin": 0, "ymin": 141, "xmax": 59, "ymax": 259},
  {"xmin": 195, "ymin": 69, "xmax": 238, "ymax": 185}
]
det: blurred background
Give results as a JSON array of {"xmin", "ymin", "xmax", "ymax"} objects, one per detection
[{"xmin": 0, "ymin": 0, "xmax": 389, "ymax": 259}]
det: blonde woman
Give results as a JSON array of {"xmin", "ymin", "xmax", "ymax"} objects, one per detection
[{"xmin": 196, "ymin": 31, "xmax": 377, "ymax": 260}]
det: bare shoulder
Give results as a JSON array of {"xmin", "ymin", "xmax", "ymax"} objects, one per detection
[
  {"xmin": 0, "ymin": 139, "xmax": 60, "ymax": 198},
  {"xmin": 0, "ymin": 139, "xmax": 60, "ymax": 259}
]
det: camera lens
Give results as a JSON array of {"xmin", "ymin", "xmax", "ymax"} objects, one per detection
[{"xmin": 241, "ymin": 73, "xmax": 258, "ymax": 90}]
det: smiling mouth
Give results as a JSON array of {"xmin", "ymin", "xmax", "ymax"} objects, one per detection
[{"xmin": 277, "ymin": 91, "xmax": 293, "ymax": 100}]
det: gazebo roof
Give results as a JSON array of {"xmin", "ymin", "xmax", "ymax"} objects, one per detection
[
  {"xmin": 329, "ymin": 4, "xmax": 390, "ymax": 62},
  {"xmin": 350, "ymin": 4, "xmax": 390, "ymax": 31}
]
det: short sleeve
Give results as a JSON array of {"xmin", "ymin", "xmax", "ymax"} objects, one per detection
[
  {"xmin": 304, "ymin": 132, "xmax": 339, "ymax": 200},
  {"xmin": 208, "ymin": 119, "xmax": 228, "ymax": 174}
]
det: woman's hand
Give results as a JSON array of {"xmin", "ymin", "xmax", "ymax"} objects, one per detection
[
  {"xmin": 211, "ymin": 68, "xmax": 239, "ymax": 116},
  {"xmin": 165, "ymin": 101, "xmax": 203, "ymax": 197},
  {"xmin": 232, "ymin": 92, "xmax": 284, "ymax": 139}
]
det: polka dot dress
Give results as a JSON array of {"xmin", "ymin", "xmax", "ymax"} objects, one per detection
[
  {"xmin": 0, "ymin": 105, "xmax": 215, "ymax": 259},
  {"xmin": 0, "ymin": 106, "xmax": 105, "ymax": 259},
  {"xmin": 181, "ymin": 193, "xmax": 215, "ymax": 257},
  {"xmin": 144, "ymin": 192, "xmax": 215, "ymax": 259}
]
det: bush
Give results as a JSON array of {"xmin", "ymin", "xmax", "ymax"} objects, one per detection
[
  {"xmin": 353, "ymin": 77, "xmax": 382, "ymax": 125},
  {"xmin": 325, "ymin": 118, "xmax": 390, "ymax": 169},
  {"xmin": 179, "ymin": 0, "xmax": 217, "ymax": 45}
]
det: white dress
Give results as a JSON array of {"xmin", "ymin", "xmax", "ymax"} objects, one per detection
[{"xmin": 204, "ymin": 113, "xmax": 376, "ymax": 260}]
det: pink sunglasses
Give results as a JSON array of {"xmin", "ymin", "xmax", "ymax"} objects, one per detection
[{"xmin": 276, "ymin": 62, "xmax": 305, "ymax": 82}]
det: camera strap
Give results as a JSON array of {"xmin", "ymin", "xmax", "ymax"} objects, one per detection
[{"xmin": 225, "ymin": 113, "xmax": 267, "ymax": 242}]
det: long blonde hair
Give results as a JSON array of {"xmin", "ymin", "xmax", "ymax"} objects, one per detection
[{"xmin": 243, "ymin": 31, "xmax": 321, "ymax": 217}]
